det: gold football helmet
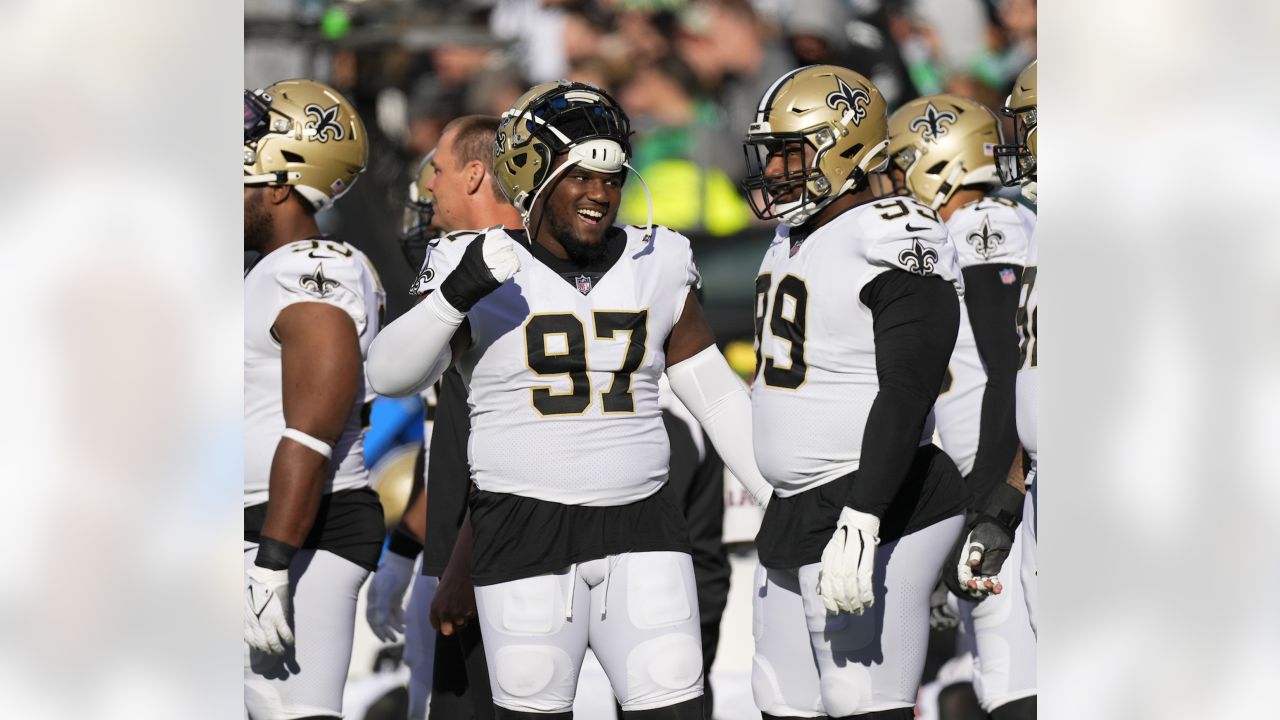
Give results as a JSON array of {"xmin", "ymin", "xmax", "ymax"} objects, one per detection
[
  {"xmin": 400, "ymin": 150, "xmax": 438, "ymax": 270},
  {"xmin": 742, "ymin": 65, "xmax": 889, "ymax": 227},
  {"xmin": 244, "ymin": 79, "xmax": 368, "ymax": 212},
  {"xmin": 887, "ymin": 94, "xmax": 1002, "ymax": 209},
  {"xmin": 494, "ymin": 81, "xmax": 632, "ymax": 221},
  {"xmin": 995, "ymin": 60, "xmax": 1036, "ymax": 187}
]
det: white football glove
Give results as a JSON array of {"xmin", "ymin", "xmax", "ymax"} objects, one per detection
[
  {"xmin": 245, "ymin": 566, "xmax": 293, "ymax": 655},
  {"xmin": 481, "ymin": 232, "xmax": 521, "ymax": 285},
  {"xmin": 817, "ymin": 507, "xmax": 880, "ymax": 615},
  {"xmin": 366, "ymin": 552, "xmax": 415, "ymax": 642}
]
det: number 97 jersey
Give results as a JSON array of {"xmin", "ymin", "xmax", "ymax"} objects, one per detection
[
  {"xmin": 752, "ymin": 198, "xmax": 963, "ymax": 498},
  {"xmin": 414, "ymin": 225, "xmax": 701, "ymax": 507}
]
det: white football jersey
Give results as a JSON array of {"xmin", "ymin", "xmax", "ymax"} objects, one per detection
[
  {"xmin": 752, "ymin": 197, "xmax": 963, "ymax": 498},
  {"xmin": 244, "ymin": 239, "xmax": 385, "ymax": 507},
  {"xmin": 414, "ymin": 225, "xmax": 700, "ymax": 506},
  {"xmin": 934, "ymin": 197, "xmax": 1035, "ymax": 475},
  {"xmin": 948, "ymin": 197, "xmax": 1035, "ymax": 270},
  {"xmin": 934, "ymin": 303, "xmax": 983, "ymax": 475},
  {"xmin": 1016, "ymin": 230, "xmax": 1038, "ymax": 466}
]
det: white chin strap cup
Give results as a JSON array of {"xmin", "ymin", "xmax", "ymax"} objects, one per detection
[{"xmin": 567, "ymin": 138, "xmax": 626, "ymax": 174}]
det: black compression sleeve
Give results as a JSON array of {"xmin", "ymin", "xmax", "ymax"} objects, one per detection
[
  {"xmin": 960, "ymin": 264, "xmax": 1024, "ymax": 508},
  {"xmin": 848, "ymin": 270, "xmax": 960, "ymax": 517}
]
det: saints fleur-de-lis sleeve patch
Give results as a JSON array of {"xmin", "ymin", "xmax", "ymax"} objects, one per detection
[
  {"xmin": 298, "ymin": 263, "xmax": 342, "ymax": 298},
  {"xmin": 965, "ymin": 216, "xmax": 1006, "ymax": 261},
  {"xmin": 897, "ymin": 239, "xmax": 939, "ymax": 276}
]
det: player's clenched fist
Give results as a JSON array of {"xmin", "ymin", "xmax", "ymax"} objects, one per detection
[{"xmin": 439, "ymin": 232, "xmax": 521, "ymax": 313}]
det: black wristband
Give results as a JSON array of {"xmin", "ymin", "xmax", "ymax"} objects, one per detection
[
  {"xmin": 254, "ymin": 536, "xmax": 299, "ymax": 571},
  {"xmin": 981, "ymin": 482, "xmax": 1026, "ymax": 536},
  {"xmin": 388, "ymin": 527, "xmax": 424, "ymax": 559},
  {"xmin": 440, "ymin": 236, "xmax": 500, "ymax": 312}
]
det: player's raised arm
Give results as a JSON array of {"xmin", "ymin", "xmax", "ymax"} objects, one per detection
[{"xmin": 366, "ymin": 229, "xmax": 519, "ymax": 397}]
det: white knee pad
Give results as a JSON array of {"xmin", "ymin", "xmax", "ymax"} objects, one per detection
[
  {"xmin": 622, "ymin": 633, "xmax": 703, "ymax": 710},
  {"xmin": 493, "ymin": 644, "xmax": 578, "ymax": 711}
]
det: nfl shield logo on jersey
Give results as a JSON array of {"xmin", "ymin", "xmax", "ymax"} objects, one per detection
[
  {"xmin": 575, "ymin": 274, "xmax": 594, "ymax": 295},
  {"xmin": 1000, "ymin": 268, "xmax": 1018, "ymax": 285}
]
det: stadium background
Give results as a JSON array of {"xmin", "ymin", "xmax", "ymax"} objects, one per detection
[{"xmin": 246, "ymin": 0, "xmax": 1036, "ymax": 345}]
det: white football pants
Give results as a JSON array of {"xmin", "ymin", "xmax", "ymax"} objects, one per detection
[
  {"xmin": 473, "ymin": 550, "xmax": 704, "ymax": 714},
  {"xmin": 752, "ymin": 515, "xmax": 963, "ymax": 718},
  {"xmin": 244, "ymin": 544, "xmax": 369, "ymax": 720},
  {"xmin": 959, "ymin": 512, "xmax": 1038, "ymax": 712}
]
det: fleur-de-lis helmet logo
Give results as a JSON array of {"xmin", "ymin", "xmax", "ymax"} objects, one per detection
[
  {"xmin": 825, "ymin": 76, "xmax": 871, "ymax": 127},
  {"xmin": 909, "ymin": 102, "xmax": 959, "ymax": 143},
  {"xmin": 898, "ymin": 239, "xmax": 939, "ymax": 276},
  {"xmin": 304, "ymin": 103, "xmax": 346, "ymax": 143},
  {"xmin": 966, "ymin": 216, "xmax": 1005, "ymax": 261}
]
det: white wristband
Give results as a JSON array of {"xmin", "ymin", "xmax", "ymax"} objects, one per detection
[{"xmin": 281, "ymin": 428, "xmax": 333, "ymax": 459}]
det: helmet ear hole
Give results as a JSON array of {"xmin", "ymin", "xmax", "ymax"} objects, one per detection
[
  {"xmin": 925, "ymin": 161, "xmax": 947, "ymax": 175},
  {"xmin": 840, "ymin": 143, "xmax": 864, "ymax": 159},
  {"xmin": 282, "ymin": 151, "xmax": 304, "ymax": 163},
  {"xmin": 513, "ymin": 152, "xmax": 528, "ymax": 168}
]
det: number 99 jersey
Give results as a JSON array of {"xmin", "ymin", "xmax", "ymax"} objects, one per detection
[
  {"xmin": 752, "ymin": 198, "xmax": 964, "ymax": 497},
  {"xmin": 243, "ymin": 239, "xmax": 386, "ymax": 506},
  {"xmin": 413, "ymin": 225, "xmax": 701, "ymax": 507}
]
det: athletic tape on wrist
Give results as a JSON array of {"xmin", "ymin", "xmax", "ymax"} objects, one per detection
[{"xmin": 281, "ymin": 428, "xmax": 333, "ymax": 459}]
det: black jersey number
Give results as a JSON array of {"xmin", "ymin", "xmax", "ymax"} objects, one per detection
[
  {"xmin": 1016, "ymin": 266, "xmax": 1037, "ymax": 369},
  {"xmin": 524, "ymin": 310, "xmax": 649, "ymax": 416},
  {"xmin": 754, "ymin": 273, "xmax": 808, "ymax": 389}
]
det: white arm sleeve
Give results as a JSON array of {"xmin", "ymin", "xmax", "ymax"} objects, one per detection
[
  {"xmin": 667, "ymin": 345, "xmax": 773, "ymax": 505},
  {"xmin": 367, "ymin": 291, "xmax": 464, "ymax": 398}
]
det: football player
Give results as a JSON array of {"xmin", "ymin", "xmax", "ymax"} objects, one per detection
[
  {"xmin": 743, "ymin": 65, "xmax": 965, "ymax": 720},
  {"xmin": 366, "ymin": 81, "xmax": 773, "ymax": 719},
  {"xmin": 366, "ymin": 116, "xmax": 525, "ymax": 720},
  {"xmin": 887, "ymin": 94, "xmax": 1037, "ymax": 719},
  {"xmin": 243, "ymin": 79, "xmax": 387, "ymax": 720},
  {"xmin": 946, "ymin": 60, "xmax": 1038, "ymax": 625},
  {"xmin": 400, "ymin": 148, "xmax": 441, "ymax": 271},
  {"xmin": 999, "ymin": 60, "xmax": 1038, "ymax": 637}
]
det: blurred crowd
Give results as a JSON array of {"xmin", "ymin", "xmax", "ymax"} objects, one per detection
[{"xmin": 246, "ymin": 0, "xmax": 1036, "ymax": 335}]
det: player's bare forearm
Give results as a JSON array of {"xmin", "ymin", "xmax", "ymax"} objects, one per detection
[
  {"xmin": 262, "ymin": 445, "xmax": 329, "ymax": 546},
  {"xmin": 397, "ymin": 444, "xmax": 428, "ymax": 544},
  {"xmin": 431, "ymin": 512, "xmax": 476, "ymax": 635},
  {"xmin": 1006, "ymin": 447, "xmax": 1028, "ymax": 494}
]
